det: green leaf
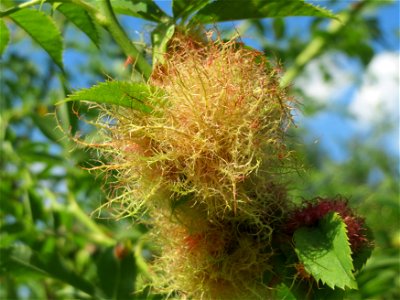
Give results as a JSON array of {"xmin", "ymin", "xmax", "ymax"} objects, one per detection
[
  {"xmin": 97, "ymin": 247, "xmax": 119, "ymax": 298},
  {"xmin": 33, "ymin": 252, "xmax": 96, "ymax": 295},
  {"xmin": 0, "ymin": 19, "xmax": 10, "ymax": 55},
  {"xmin": 63, "ymin": 81, "xmax": 162, "ymax": 112},
  {"xmin": 117, "ymin": 247, "xmax": 137, "ymax": 299},
  {"xmin": 57, "ymin": 3, "xmax": 100, "ymax": 47},
  {"xmin": 0, "ymin": 246, "xmax": 96, "ymax": 296},
  {"xmin": 9, "ymin": 9, "xmax": 63, "ymax": 69},
  {"xmin": 172, "ymin": 0, "xmax": 210, "ymax": 21},
  {"xmin": 272, "ymin": 18, "xmax": 285, "ymax": 39},
  {"xmin": 0, "ymin": 247, "xmax": 46, "ymax": 277},
  {"xmin": 151, "ymin": 23, "xmax": 175, "ymax": 66},
  {"xmin": 17, "ymin": 140, "xmax": 62, "ymax": 164},
  {"xmin": 275, "ymin": 283, "xmax": 297, "ymax": 300},
  {"xmin": 110, "ymin": 0, "xmax": 170, "ymax": 23},
  {"xmin": 192, "ymin": 0, "xmax": 336, "ymax": 24},
  {"xmin": 97, "ymin": 245, "xmax": 137, "ymax": 299},
  {"xmin": 28, "ymin": 189, "xmax": 46, "ymax": 222},
  {"xmin": 314, "ymin": 287, "xmax": 345, "ymax": 300},
  {"xmin": 294, "ymin": 212, "xmax": 357, "ymax": 290}
]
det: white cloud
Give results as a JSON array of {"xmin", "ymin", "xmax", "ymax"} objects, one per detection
[
  {"xmin": 350, "ymin": 52, "xmax": 399, "ymax": 127},
  {"xmin": 295, "ymin": 52, "xmax": 355, "ymax": 103}
]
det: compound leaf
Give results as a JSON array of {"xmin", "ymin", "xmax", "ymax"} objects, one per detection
[
  {"xmin": 294, "ymin": 212, "xmax": 357, "ymax": 290},
  {"xmin": 10, "ymin": 9, "xmax": 63, "ymax": 69},
  {"xmin": 193, "ymin": 0, "xmax": 336, "ymax": 24}
]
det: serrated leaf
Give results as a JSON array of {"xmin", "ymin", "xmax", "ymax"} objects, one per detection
[
  {"xmin": 63, "ymin": 81, "xmax": 162, "ymax": 112},
  {"xmin": 57, "ymin": 3, "xmax": 100, "ymax": 47},
  {"xmin": 152, "ymin": 23, "xmax": 175, "ymax": 66},
  {"xmin": 0, "ymin": 19, "xmax": 10, "ymax": 55},
  {"xmin": 9, "ymin": 9, "xmax": 63, "ymax": 69},
  {"xmin": 110, "ymin": 0, "xmax": 170, "ymax": 23},
  {"xmin": 192, "ymin": 0, "xmax": 336, "ymax": 24},
  {"xmin": 172, "ymin": 0, "xmax": 210, "ymax": 21},
  {"xmin": 294, "ymin": 212, "xmax": 357, "ymax": 290}
]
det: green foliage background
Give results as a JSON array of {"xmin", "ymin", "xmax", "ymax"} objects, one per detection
[{"xmin": 0, "ymin": 0, "xmax": 399, "ymax": 299}]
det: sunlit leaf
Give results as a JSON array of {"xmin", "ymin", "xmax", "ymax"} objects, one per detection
[
  {"xmin": 57, "ymin": 3, "xmax": 100, "ymax": 47},
  {"xmin": 63, "ymin": 81, "xmax": 162, "ymax": 112},
  {"xmin": 294, "ymin": 212, "xmax": 357, "ymax": 290},
  {"xmin": 172, "ymin": 0, "xmax": 209, "ymax": 21},
  {"xmin": 192, "ymin": 0, "xmax": 336, "ymax": 23},
  {"xmin": 9, "ymin": 9, "xmax": 63, "ymax": 69},
  {"xmin": 0, "ymin": 19, "xmax": 10, "ymax": 55},
  {"xmin": 110, "ymin": 0, "xmax": 170, "ymax": 23}
]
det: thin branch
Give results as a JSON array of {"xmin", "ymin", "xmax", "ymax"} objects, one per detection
[
  {"xmin": 280, "ymin": 2, "xmax": 368, "ymax": 88},
  {"xmin": 99, "ymin": 0, "xmax": 152, "ymax": 80}
]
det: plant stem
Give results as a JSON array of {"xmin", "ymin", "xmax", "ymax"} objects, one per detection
[
  {"xmin": 0, "ymin": 0, "xmax": 42, "ymax": 17},
  {"xmin": 67, "ymin": 192, "xmax": 115, "ymax": 246},
  {"xmin": 99, "ymin": 0, "xmax": 152, "ymax": 80}
]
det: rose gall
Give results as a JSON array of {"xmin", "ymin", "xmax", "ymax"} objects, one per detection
[{"xmin": 285, "ymin": 197, "xmax": 369, "ymax": 251}]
